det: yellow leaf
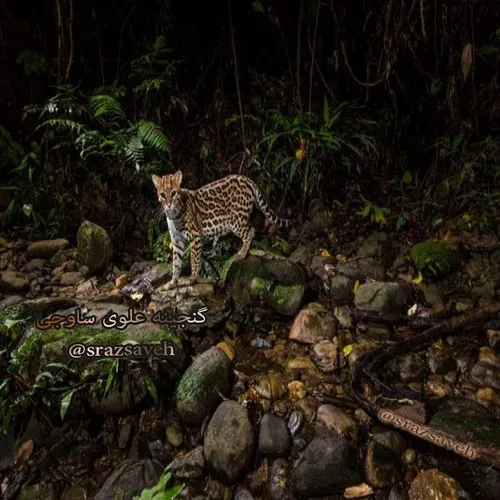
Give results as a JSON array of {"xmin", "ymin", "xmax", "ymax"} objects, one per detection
[
  {"xmin": 168, "ymin": 242, "xmax": 173, "ymax": 250},
  {"xmin": 217, "ymin": 341, "xmax": 235, "ymax": 361},
  {"xmin": 411, "ymin": 272, "xmax": 423, "ymax": 285},
  {"xmin": 353, "ymin": 280, "xmax": 360, "ymax": 294},
  {"xmin": 295, "ymin": 148, "xmax": 306, "ymax": 162},
  {"xmin": 320, "ymin": 249, "xmax": 331, "ymax": 257},
  {"xmin": 461, "ymin": 43, "xmax": 472, "ymax": 83},
  {"xmin": 343, "ymin": 344, "xmax": 354, "ymax": 356},
  {"xmin": 131, "ymin": 292, "xmax": 143, "ymax": 301},
  {"xmin": 0, "ymin": 237, "xmax": 8, "ymax": 247}
]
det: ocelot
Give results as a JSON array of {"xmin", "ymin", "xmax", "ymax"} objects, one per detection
[{"xmin": 152, "ymin": 171, "xmax": 292, "ymax": 290}]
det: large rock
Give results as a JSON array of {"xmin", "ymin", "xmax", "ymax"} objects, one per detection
[
  {"xmin": 94, "ymin": 459, "xmax": 163, "ymax": 500},
  {"xmin": 409, "ymin": 469, "xmax": 463, "ymax": 500},
  {"xmin": 354, "ymin": 282, "xmax": 414, "ymax": 314},
  {"xmin": 293, "ymin": 436, "xmax": 361, "ymax": 497},
  {"xmin": 258, "ymin": 414, "xmax": 291, "ymax": 458},
  {"xmin": 176, "ymin": 345, "xmax": 233, "ymax": 426},
  {"xmin": 76, "ymin": 221, "xmax": 112, "ymax": 276},
  {"xmin": 225, "ymin": 254, "xmax": 306, "ymax": 317},
  {"xmin": 289, "ymin": 302, "xmax": 335, "ymax": 344},
  {"xmin": 26, "ymin": 239, "xmax": 70, "ymax": 258},
  {"xmin": 203, "ymin": 401, "xmax": 255, "ymax": 483},
  {"xmin": 0, "ymin": 271, "xmax": 29, "ymax": 292}
]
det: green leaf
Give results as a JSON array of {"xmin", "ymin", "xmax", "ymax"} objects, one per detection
[
  {"xmin": 4, "ymin": 318, "xmax": 25, "ymax": 330},
  {"xmin": 252, "ymin": 1, "xmax": 265, "ymax": 13},
  {"xmin": 402, "ymin": 171, "xmax": 413, "ymax": 184},
  {"xmin": 396, "ymin": 215, "xmax": 407, "ymax": 231},
  {"xmin": 145, "ymin": 378, "xmax": 158, "ymax": 405},
  {"xmin": 323, "ymin": 95, "xmax": 329, "ymax": 125},
  {"xmin": 361, "ymin": 203, "xmax": 371, "ymax": 217},
  {"xmin": 60, "ymin": 389, "xmax": 75, "ymax": 420}
]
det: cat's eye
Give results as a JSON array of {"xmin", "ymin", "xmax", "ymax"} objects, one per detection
[
  {"xmin": 160, "ymin": 192, "xmax": 166, "ymax": 199},
  {"xmin": 172, "ymin": 190, "xmax": 178, "ymax": 197}
]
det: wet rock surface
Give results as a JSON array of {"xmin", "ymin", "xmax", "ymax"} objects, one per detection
[{"xmin": 1, "ymin": 220, "xmax": 500, "ymax": 500}]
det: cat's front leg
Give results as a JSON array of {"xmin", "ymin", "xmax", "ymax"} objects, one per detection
[{"xmin": 165, "ymin": 238, "xmax": 185, "ymax": 289}]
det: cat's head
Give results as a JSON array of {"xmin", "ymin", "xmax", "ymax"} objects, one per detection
[{"xmin": 152, "ymin": 170, "xmax": 183, "ymax": 217}]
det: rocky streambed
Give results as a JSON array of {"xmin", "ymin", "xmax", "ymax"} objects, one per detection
[{"xmin": 1, "ymin": 211, "xmax": 500, "ymax": 499}]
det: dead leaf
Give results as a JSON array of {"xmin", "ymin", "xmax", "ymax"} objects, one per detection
[
  {"xmin": 15, "ymin": 439, "xmax": 34, "ymax": 468},
  {"xmin": 320, "ymin": 249, "xmax": 331, "ymax": 257},
  {"xmin": 407, "ymin": 303, "xmax": 418, "ymax": 316},
  {"xmin": 115, "ymin": 274, "xmax": 128, "ymax": 290},
  {"xmin": 344, "ymin": 483, "xmax": 374, "ymax": 498},
  {"xmin": 461, "ymin": 43, "xmax": 472, "ymax": 83},
  {"xmin": 353, "ymin": 280, "xmax": 360, "ymax": 294}
]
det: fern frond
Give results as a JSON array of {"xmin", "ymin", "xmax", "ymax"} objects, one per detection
[
  {"xmin": 124, "ymin": 136, "xmax": 145, "ymax": 166},
  {"xmin": 35, "ymin": 119, "xmax": 87, "ymax": 135},
  {"xmin": 137, "ymin": 120, "xmax": 170, "ymax": 153},
  {"xmin": 89, "ymin": 94, "xmax": 125, "ymax": 122}
]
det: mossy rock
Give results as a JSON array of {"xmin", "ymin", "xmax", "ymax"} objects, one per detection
[
  {"xmin": 176, "ymin": 345, "xmax": 233, "ymax": 426},
  {"xmin": 77, "ymin": 220, "xmax": 113, "ymax": 276},
  {"xmin": 411, "ymin": 240, "xmax": 460, "ymax": 279},
  {"xmin": 33, "ymin": 324, "xmax": 182, "ymax": 373},
  {"xmin": 225, "ymin": 254, "xmax": 306, "ymax": 317},
  {"xmin": 430, "ymin": 397, "xmax": 500, "ymax": 448}
]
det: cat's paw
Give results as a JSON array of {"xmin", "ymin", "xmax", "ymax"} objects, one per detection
[{"xmin": 185, "ymin": 276, "xmax": 197, "ymax": 286}]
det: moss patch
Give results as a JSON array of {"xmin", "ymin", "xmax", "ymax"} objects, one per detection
[
  {"xmin": 274, "ymin": 283, "xmax": 303, "ymax": 306},
  {"xmin": 411, "ymin": 240, "xmax": 460, "ymax": 279}
]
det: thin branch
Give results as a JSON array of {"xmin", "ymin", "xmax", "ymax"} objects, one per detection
[
  {"xmin": 340, "ymin": 41, "xmax": 384, "ymax": 87},
  {"xmin": 64, "ymin": 0, "xmax": 74, "ymax": 82},
  {"xmin": 308, "ymin": 0, "xmax": 321, "ymax": 113},
  {"xmin": 296, "ymin": 0, "xmax": 304, "ymax": 113},
  {"xmin": 227, "ymin": 0, "xmax": 246, "ymax": 149}
]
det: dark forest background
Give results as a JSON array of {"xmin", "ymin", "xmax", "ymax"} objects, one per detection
[{"xmin": 1, "ymin": 0, "xmax": 499, "ymax": 251}]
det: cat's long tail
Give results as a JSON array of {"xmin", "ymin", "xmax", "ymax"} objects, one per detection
[{"xmin": 254, "ymin": 188, "xmax": 293, "ymax": 229}]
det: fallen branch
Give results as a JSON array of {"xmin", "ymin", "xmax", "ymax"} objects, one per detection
[{"xmin": 347, "ymin": 302, "xmax": 500, "ymax": 470}]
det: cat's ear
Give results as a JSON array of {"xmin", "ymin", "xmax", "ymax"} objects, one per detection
[
  {"xmin": 173, "ymin": 170, "xmax": 183, "ymax": 186},
  {"xmin": 152, "ymin": 174, "xmax": 161, "ymax": 189}
]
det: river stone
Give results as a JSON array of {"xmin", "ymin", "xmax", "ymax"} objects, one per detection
[
  {"xmin": 336, "ymin": 257, "xmax": 386, "ymax": 281},
  {"xmin": 289, "ymin": 302, "xmax": 335, "ymax": 344},
  {"xmin": 293, "ymin": 436, "xmax": 361, "ymax": 497},
  {"xmin": 176, "ymin": 345, "xmax": 233, "ymax": 426},
  {"xmin": 171, "ymin": 446, "xmax": 205, "ymax": 480},
  {"xmin": 316, "ymin": 404, "xmax": 357, "ymax": 440},
  {"xmin": 268, "ymin": 458, "xmax": 290, "ymax": 500},
  {"xmin": 430, "ymin": 397, "xmax": 500, "ymax": 448},
  {"xmin": 18, "ymin": 482, "xmax": 59, "ymax": 500},
  {"xmin": 22, "ymin": 297, "xmax": 77, "ymax": 317},
  {"xmin": 258, "ymin": 414, "xmax": 291, "ymax": 458},
  {"xmin": 225, "ymin": 254, "xmax": 306, "ymax": 317},
  {"xmin": 94, "ymin": 459, "xmax": 164, "ymax": 500},
  {"xmin": 77, "ymin": 220, "xmax": 112, "ymax": 276},
  {"xmin": 203, "ymin": 401, "xmax": 255, "ymax": 483},
  {"xmin": 0, "ymin": 270, "xmax": 29, "ymax": 292},
  {"xmin": 26, "ymin": 239, "xmax": 70, "ymax": 258},
  {"xmin": 354, "ymin": 282, "xmax": 414, "ymax": 314},
  {"xmin": 409, "ymin": 469, "xmax": 463, "ymax": 500}
]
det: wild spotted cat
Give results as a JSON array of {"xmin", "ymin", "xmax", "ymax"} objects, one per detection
[{"xmin": 152, "ymin": 171, "xmax": 292, "ymax": 289}]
